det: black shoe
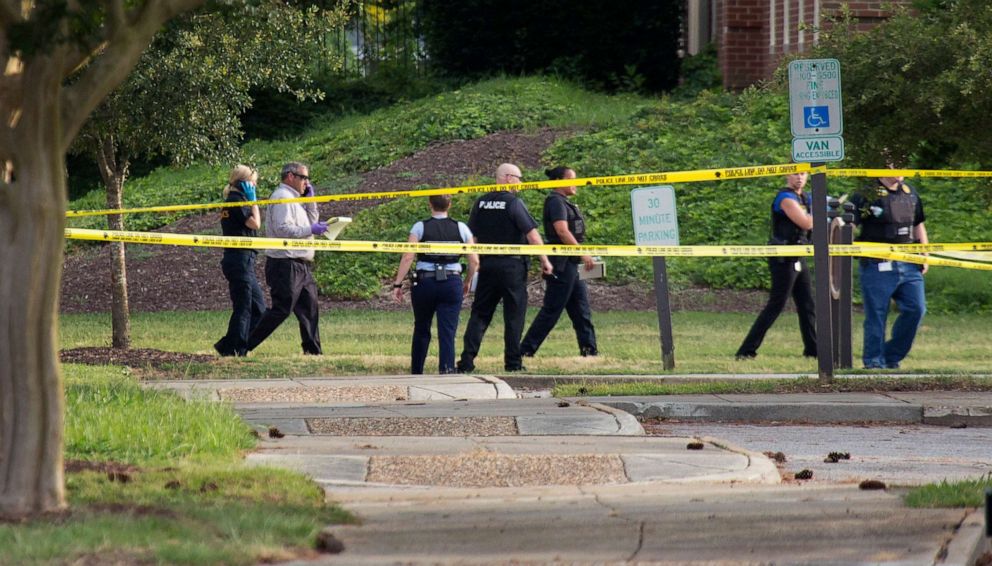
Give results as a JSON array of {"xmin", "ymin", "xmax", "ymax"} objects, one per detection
[
  {"xmin": 214, "ymin": 340, "xmax": 236, "ymax": 357},
  {"xmin": 580, "ymin": 347, "xmax": 598, "ymax": 357},
  {"xmin": 803, "ymin": 351, "xmax": 817, "ymax": 358},
  {"xmin": 521, "ymin": 350, "xmax": 535, "ymax": 358},
  {"xmin": 735, "ymin": 352, "xmax": 756, "ymax": 360},
  {"xmin": 505, "ymin": 365, "xmax": 527, "ymax": 372},
  {"xmin": 455, "ymin": 362, "xmax": 474, "ymax": 374}
]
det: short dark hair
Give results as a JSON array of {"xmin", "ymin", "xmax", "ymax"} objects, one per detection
[
  {"xmin": 429, "ymin": 194, "xmax": 452, "ymax": 211},
  {"xmin": 545, "ymin": 166, "xmax": 573, "ymax": 180}
]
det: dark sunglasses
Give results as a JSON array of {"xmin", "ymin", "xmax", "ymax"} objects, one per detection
[{"xmin": 292, "ymin": 172, "xmax": 310, "ymax": 181}]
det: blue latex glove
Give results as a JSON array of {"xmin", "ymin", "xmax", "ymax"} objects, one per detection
[
  {"xmin": 237, "ymin": 180, "xmax": 256, "ymax": 202},
  {"xmin": 310, "ymin": 221, "xmax": 328, "ymax": 236},
  {"xmin": 303, "ymin": 181, "xmax": 315, "ymax": 198}
]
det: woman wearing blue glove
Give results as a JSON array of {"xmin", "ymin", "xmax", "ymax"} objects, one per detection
[{"xmin": 214, "ymin": 165, "xmax": 266, "ymax": 356}]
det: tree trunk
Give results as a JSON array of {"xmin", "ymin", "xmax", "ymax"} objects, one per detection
[
  {"xmin": 0, "ymin": 62, "xmax": 68, "ymax": 519},
  {"xmin": 96, "ymin": 140, "xmax": 130, "ymax": 350}
]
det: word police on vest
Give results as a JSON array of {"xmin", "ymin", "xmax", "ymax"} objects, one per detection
[{"xmin": 479, "ymin": 200, "xmax": 507, "ymax": 210}]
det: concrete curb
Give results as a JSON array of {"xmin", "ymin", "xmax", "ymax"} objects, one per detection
[
  {"xmin": 925, "ymin": 406, "xmax": 992, "ymax": 428},
  {"xmin": 592, "ymin": 399, "xmax": 923, "ymax": 424},
  {"xmin": 696, "ymin": 435, "xmax": 782, "ymax": 485},
  {"xmin": 939, "ymin": 508, "xmax": 990, "ymax": 566},
  {"xmin": 582, "ymin": 401, "xmax": 645, "ymax": 435},
  {"xmin": 145, "ymin": 376, "xmax": 515, "ymax": 403}
]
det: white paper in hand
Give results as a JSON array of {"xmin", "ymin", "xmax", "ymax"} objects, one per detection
[{"xmin": 322, "ymin": 217, "xmax": 352, "ymax": 241}]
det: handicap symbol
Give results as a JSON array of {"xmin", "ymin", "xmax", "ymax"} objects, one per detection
[{"xmin": 803, "ymin": 106, "xmax": 830, "ymax": 129}]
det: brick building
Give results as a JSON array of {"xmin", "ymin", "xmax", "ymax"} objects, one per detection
[{"xmin": 685, "ymin": 1, "xmax": 913, "ymax": 90}]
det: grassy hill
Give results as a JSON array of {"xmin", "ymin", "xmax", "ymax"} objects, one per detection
[{"xmin": 66, "ymin": 77, "xmax": 992, "ymax": 312}]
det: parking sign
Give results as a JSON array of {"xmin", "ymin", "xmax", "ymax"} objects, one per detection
[{"xmin": 789, "ymin": 59, "xmax": 843, "ymax": 137}]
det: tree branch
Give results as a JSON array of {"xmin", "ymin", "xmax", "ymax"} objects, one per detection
[
  {"xmin": 59, "ymin": 0, "xmax": 205, "ymax": 149},
  {"xmin": 0, "ymin": 0, "xmax": 22, "ymax": 29},
  {"xmin": 103, "ymin": 0, "xmax": 126, "ymax": 36},
  {"xmin": 0, "ymin": 121, "xmax": 14, "ymax": 160},
  {"xmin": 60, "ymin": 42, "xmax": 101, "ymax": 78},
  {"xmin": 0, "ymin": 68, "xmax": 23, "ymax": 154}
]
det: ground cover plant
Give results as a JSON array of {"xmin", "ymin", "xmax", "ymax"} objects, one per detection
[
  {"xmin": 65, "ymin": 76, "xmax": 647, "ymax": 235},
  {"xmin": 0, "ymin": 364, "xmax": 352, "ymax": 565},
  {"xmin": 59, "ymin": 310, "xmax": 992, "ymax": 379},
  {"xmin": 65, "ymin": 77, "xmax": 992, "ymax": 311}
]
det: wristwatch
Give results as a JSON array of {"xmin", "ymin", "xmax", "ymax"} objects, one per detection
[{"xmin": 393, "ymin": 282, "xmax": 402, "ymax": 289}]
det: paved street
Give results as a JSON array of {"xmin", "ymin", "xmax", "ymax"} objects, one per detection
[{"xmin": 652, "ymin": 422, "xmax": 992, "ymax": 485}]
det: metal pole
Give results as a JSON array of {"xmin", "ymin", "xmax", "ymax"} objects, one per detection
[
  {"xmin": 811, "ymin": 165, "xmax": 834, "ymax": 380},
  {"xmin": 652, "ymin": 256, "xmax": 676, "ymax": 370},
  {"xmin": 839, "ymin": 215, "xmax": 854, "ymax": 368}
]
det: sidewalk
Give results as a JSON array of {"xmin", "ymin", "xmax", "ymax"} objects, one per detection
[{"xmin": 145, "ymin": 374, "xmax": 990, "ymax": 564}]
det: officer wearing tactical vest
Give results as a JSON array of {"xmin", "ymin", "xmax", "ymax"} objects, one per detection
[
  {"xmin": 850, "ymin": 171, "xmax": 929, "ymax": 369},
  {"xmin": 520, "ymin": 166, "xmax": 598, "ymax": 358},
  {"xmin": 392, "ymin": 195, "xmax": 479, "ymax": 374},
  {"xmin": 457, "ymin": 163, "xmax": 553, "ymax": 373},
  {"xmin": 736, "ymin": 172, "xmax": 816, "ymax": 360}
]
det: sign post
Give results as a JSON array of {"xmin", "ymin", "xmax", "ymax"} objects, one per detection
[
  {"xmin": 631, "ymin": 186, "xmax": 679, "ymax": 370},
  {"xmin": 789, "ymin": 58, "xmax": 844, "ymax": 381}
]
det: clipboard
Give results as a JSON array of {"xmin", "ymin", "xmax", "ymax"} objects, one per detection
[
  {"xmin": 578, "ymin": 261, "xmax": 605, "ymax": 281},
  {"xmin": 322, "ymin": 217, "xmax": 352, "ymax": 241}
]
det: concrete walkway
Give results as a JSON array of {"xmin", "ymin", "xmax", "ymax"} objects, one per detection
[
  {"xmin": 291, "ymin": 484, "xmax": 984, "ymax": 566},
  {"xmin": 146, "ymin": 374, "xmax": 991, "ymax": 564}
]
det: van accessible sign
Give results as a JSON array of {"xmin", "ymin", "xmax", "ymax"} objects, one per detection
[
  {"xmin": 792, "ymin": 135, "xmax": 845, "ymax": 162},
  {"xmin": 631, "ymin": 185, "xmax": 679, "ymax": 245}
]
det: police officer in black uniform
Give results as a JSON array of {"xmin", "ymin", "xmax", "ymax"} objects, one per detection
[
  {"xmin": 850, "ymin": 171, "xmax": 928, "ymax": 369},
  {"xmin": 736, "ymin": 171, "xmax": 817, "ymax": 359},
  {"xmin": 520, "ymin": 166, "xmax": 598, "ymax": 357},
  {"xmin": 457, "ymin": 163, "xmax": 553, "ymax": 372},
  {"xmin": 392, "ymin": 195, "xmax": 479, "ymax": 374}
]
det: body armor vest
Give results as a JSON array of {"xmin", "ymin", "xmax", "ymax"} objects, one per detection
[
  {"xmin": 544, "ymin": 192, "xmax": 586, "ymax": 244},
  {"xmin": 417, "ymin": 217, "xmax": 462, "ymax": 265},
  {"xmin": 878, "ymin": 188, "xmax": 917, "ymax": 244},
  {"xmin": 769, "ymin": 190, "xmax": 811, "ymax": 245}
]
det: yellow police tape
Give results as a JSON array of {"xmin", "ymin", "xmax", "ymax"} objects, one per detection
[
  {"xmin": 66, "ymin": 163, "xmax": 813, "ymax": 218},
  {"xmin": 828, "ymin": 169, "xmax": 992, "ymax": 179},
  {"xmin": 63, "ymin": 228, "xmax": 992, "ymax": 271},
  {"xmin": 64, "ymin": 164, "xmax": 992, "ymax": 219}
]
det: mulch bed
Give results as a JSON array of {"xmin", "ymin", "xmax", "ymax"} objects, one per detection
[
  {"xmin": 61, "ymin": 128, "xmax": 775, "ymax": 316},
  {"xmin": 60, "ymin": 347, "xmax": 213, "ymax": 368},
  {"xmin": 64, "ymin": 460, "xmax": 142, "ymax": 475}
]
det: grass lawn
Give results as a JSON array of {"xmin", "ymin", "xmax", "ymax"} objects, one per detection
[
  {"xmin": 552, "ymin": 375, "xmax": 992, "ymax": 397},
  {"xmin": 0, "ymin": 365, "xmax": 352, "ymax": 565},
  {"xmin": 59, "ymin": 309, "xmax": 992, "ymax": 379},
  {"xmin": 904, "ymin": 475, "xmax": 992, "ymax": 508}
]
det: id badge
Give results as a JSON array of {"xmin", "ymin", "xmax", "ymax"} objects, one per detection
[
  {"xmin": 878, "ymin": 261, "xmax": 893, "ymax": 272},
  {"xmin": 794, "ymin": 260, "xmax": 802, "ymax": 272}
]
